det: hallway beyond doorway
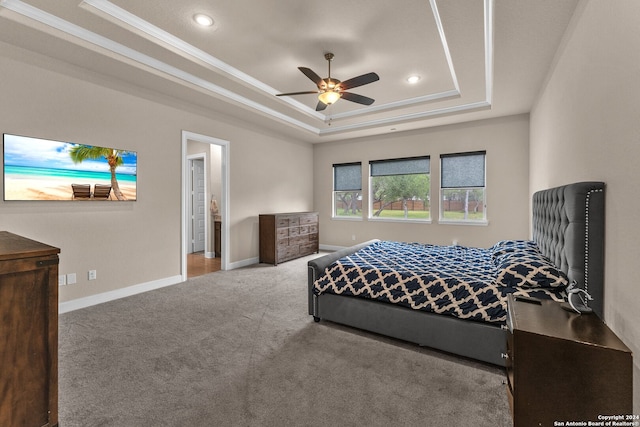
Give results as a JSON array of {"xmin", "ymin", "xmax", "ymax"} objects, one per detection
[{"xmin": 187, "ymin": 252, "xmax": 221, "ymax": 278}]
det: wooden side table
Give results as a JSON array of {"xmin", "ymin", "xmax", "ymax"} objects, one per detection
[{"xmin": 505, "ymin": 294, "xmax": 632, "ymax": 426}]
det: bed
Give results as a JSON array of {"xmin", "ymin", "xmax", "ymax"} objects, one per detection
[{"xmin": 308, "ymin": 181, "xmax": 605, "ymax": 366}]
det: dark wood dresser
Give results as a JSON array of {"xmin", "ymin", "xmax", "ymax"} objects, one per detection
[
  {"xmin": 259, "ymin": 212, "xmax": 319, "ymax": 265},
  {"xmin": 505, "ymin": 294, "xmax": 632, "ymax": 426},
  {"xmin": 0, "ymin": 231, "xmax": 60, "ymax": 427}
]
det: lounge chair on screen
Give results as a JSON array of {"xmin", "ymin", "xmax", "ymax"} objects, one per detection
[
  {"xmin": 71, "ymin": 184, "xmax": 91, "ymax": 199},
  {"xmin": 93, "ymin": 184, "xmax": 112, "ymax": 200}
]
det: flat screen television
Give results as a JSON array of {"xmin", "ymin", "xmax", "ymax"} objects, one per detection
[{"xmin": 3, "ymin": 133, "xmax": 137, "ymax": 201}]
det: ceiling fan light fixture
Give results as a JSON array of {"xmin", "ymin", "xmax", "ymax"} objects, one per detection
[
  {"xmin": 318, "ymin": 90, "xmax": 341, "ymax": 105},
  {"xmin": 193, "ymin": 13, "xmax": 214, "ymax": 27},
  {"xmin": 276, "ymin": 52, "xmax": 378, "ymax": 111}
]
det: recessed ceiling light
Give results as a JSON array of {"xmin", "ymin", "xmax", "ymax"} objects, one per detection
[
  {"xmin": 407, "ymin": 75, "xmax": 421, "ymax": 84},
  {"xmin": 193, "ymin": 13, "xmax": 214, "ymax": 27}
]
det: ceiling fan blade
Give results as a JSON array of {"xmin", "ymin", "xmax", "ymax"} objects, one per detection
[
  {"xmin": 339, "ymin": 72, "xmax": 380, "ymax": 90},
  {"xmin": 316, "ymin": 101, "xmax": 328, "ymax": 111},
  {"xmin": 299, "ymin": 67, "xmax": 323, "ymax": 86},
  {"xmin": 340, "ymin": 92, "xmax": 375, "ymax": 106},
  {"xmin": 276, "ymin": 91, "xmax": 318, "ymax": 97}
]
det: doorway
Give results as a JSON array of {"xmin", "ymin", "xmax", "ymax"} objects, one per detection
[
  {"xmin": 188, "ymin": 156, "xmax": 206, "ymax": 254},
  {"xmin": 181, "ymin": 131, "xmax": 230, "ymax": 281}
]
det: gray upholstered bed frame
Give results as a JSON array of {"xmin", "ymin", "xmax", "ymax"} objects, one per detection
[{"xmin": 307, "ymin": 182, "xmax": 605, "ymax": 366}]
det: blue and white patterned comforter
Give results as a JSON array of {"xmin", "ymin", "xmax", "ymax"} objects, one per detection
[{"xmin": 313, "ymin": 240, "xmax": 567, "ymax": 324}]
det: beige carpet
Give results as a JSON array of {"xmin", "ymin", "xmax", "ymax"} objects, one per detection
[{"xmin": 58, "ymin": 253, "xmax": 511, "ymax": 426}]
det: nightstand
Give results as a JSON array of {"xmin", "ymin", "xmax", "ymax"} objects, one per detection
[{"xmin": 505, "ymin": 294, "xmax": 632, "ymax": 426}]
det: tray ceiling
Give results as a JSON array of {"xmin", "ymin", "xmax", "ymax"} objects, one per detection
[{"xmin": 0, "ymin": 0, "xmax": 579, "ymax": 142}]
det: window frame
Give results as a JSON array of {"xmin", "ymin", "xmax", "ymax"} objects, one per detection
[
  {"xmin": 332, "ymin": 162, "xmax": 363, "ymax": 220},
  {"xmin": 439, "ymin": 151, "xmax": 487, "ymax": 225},
  {"xmin": 368, "ymin": 156, "xmax": 431, "ymax": 223}
]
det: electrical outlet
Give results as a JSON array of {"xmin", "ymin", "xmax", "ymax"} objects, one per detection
[
  {"xmin": 58, "ymin": 275, "xmax": 66, "ymax": 286},
  {"xmin": 352, "ymin": 234, "xmax": 356, "ymax": 241},
  {"xmin": 66, "ymin": 273, "xmax": 77, "ymax": 285},
  {"xmin": 88, "ymin": 270, "xmax": 97, "ymax": 280}
]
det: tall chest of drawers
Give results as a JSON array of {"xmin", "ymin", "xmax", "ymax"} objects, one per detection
[
  {"xmin": 0, "ymin": 231, "xmax": 60, "ymax": 427},
  {"xmin": 259, "ymin": 212, "xmax": 319, "ymax": 265}
]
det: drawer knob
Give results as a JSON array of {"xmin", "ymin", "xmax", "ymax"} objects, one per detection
[{"xmin": 501, "ymin": 352, "xmax": 509, "ymax": 359}]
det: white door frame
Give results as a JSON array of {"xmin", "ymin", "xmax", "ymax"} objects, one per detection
[
  {"xmin": 181, "ymin": 130, "xmax": 230, "ymax": 280},
  {"xmin": 187, "ymin": 155, "xmax": 207, "ymax": 253}
]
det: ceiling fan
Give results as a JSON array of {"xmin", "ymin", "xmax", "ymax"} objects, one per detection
[{"xmin": 276, "ymin": 53, "xmax": 380, "ymax": 111}]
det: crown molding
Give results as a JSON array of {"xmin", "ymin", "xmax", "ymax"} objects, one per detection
[
  {"xmin": 318, "ymin": 101, "xmax": 492, "ymax": 136},
  {"xmin": 0, "ymin": 0, "xmax": 494, "ymax": 139},
  {"xmin": 79, "ymin": 0, "xmax": 325, "ymax": 122},
  {"xmin": 0, "ymin": 0, "xmax": 320, "ymax": 135}
]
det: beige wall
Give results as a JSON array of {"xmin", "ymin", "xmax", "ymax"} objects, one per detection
[
  {"xmin": 0, "ymin": 43, "xmax": 314, "ymax": 303},
  {"xmin": 530, "ymin": 0, "xmax": 640, "ymax": 409},
  {"xmin": 314, "ymin": 114, "xmax": 531, "ymax": 248}
]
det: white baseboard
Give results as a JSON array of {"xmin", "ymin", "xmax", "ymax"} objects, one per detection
[
  {"xmin": 229, "ymin": 256, "xmax": 259, "ymax": 270},
  {"xmin": 59, "ymin": 275, "xmax": 183, "ymax": 314},
  {"xmin": 59, "ymin": 256, "xmax": 264, "ymax": 314}
]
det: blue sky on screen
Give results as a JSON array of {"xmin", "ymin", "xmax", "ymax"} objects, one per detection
[{"xmin": 4, "ymin": 134, "xmax": 137, "ymax": 175}]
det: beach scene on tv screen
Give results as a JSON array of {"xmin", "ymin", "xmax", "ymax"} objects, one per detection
[{"xmin": 3, "ymin": 134, "xmax": 137, "ymax": 201}]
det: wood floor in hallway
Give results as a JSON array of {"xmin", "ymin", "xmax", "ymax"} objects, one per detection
[{"xmin": 187, "ymin": 252, "xmax": 221, "ymax": 278}]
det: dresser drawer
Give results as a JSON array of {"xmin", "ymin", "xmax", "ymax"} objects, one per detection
[
  {"xmin": 278, "ymin": 245, "xmax": 299, "ymax": 261},
  {"xmin": 300, "ymin": 214, "xmax": 317, "ymax": 225},
  {"xmin": 299, "ymin": 225, "xmax": 319, "ymax": 236},
  {"xmin": 289, "ymin": 235, "xmax": 306, "ymax": 246},
  {"xmin": 288, "ymin": 226, "xmax": 300, "ymax": 237},
  {"xmin": 300, "ymin": 242, "xmax": 318, "ymax": 255}
]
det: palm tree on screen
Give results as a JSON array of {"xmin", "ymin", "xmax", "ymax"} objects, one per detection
[{"xmin": 69, "ymin": 145, "xmax": 132, "ymax": 200}]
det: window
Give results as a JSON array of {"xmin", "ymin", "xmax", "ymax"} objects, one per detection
[
  {"xmin": 333, "ymin": 162, "xmax": 362, "ymax": 218},
  {"xmin": 369, "ymin": 156, "xmax": 430, "ymax": 221},
  {"xmin": 440, "ymin": 151, "xmax": 486, "ymax": 223}
]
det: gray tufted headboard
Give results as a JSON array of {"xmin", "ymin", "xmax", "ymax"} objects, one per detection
[{"xmin": 532, "ymin": 182, "xmax": 605, "ymax": 319}]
